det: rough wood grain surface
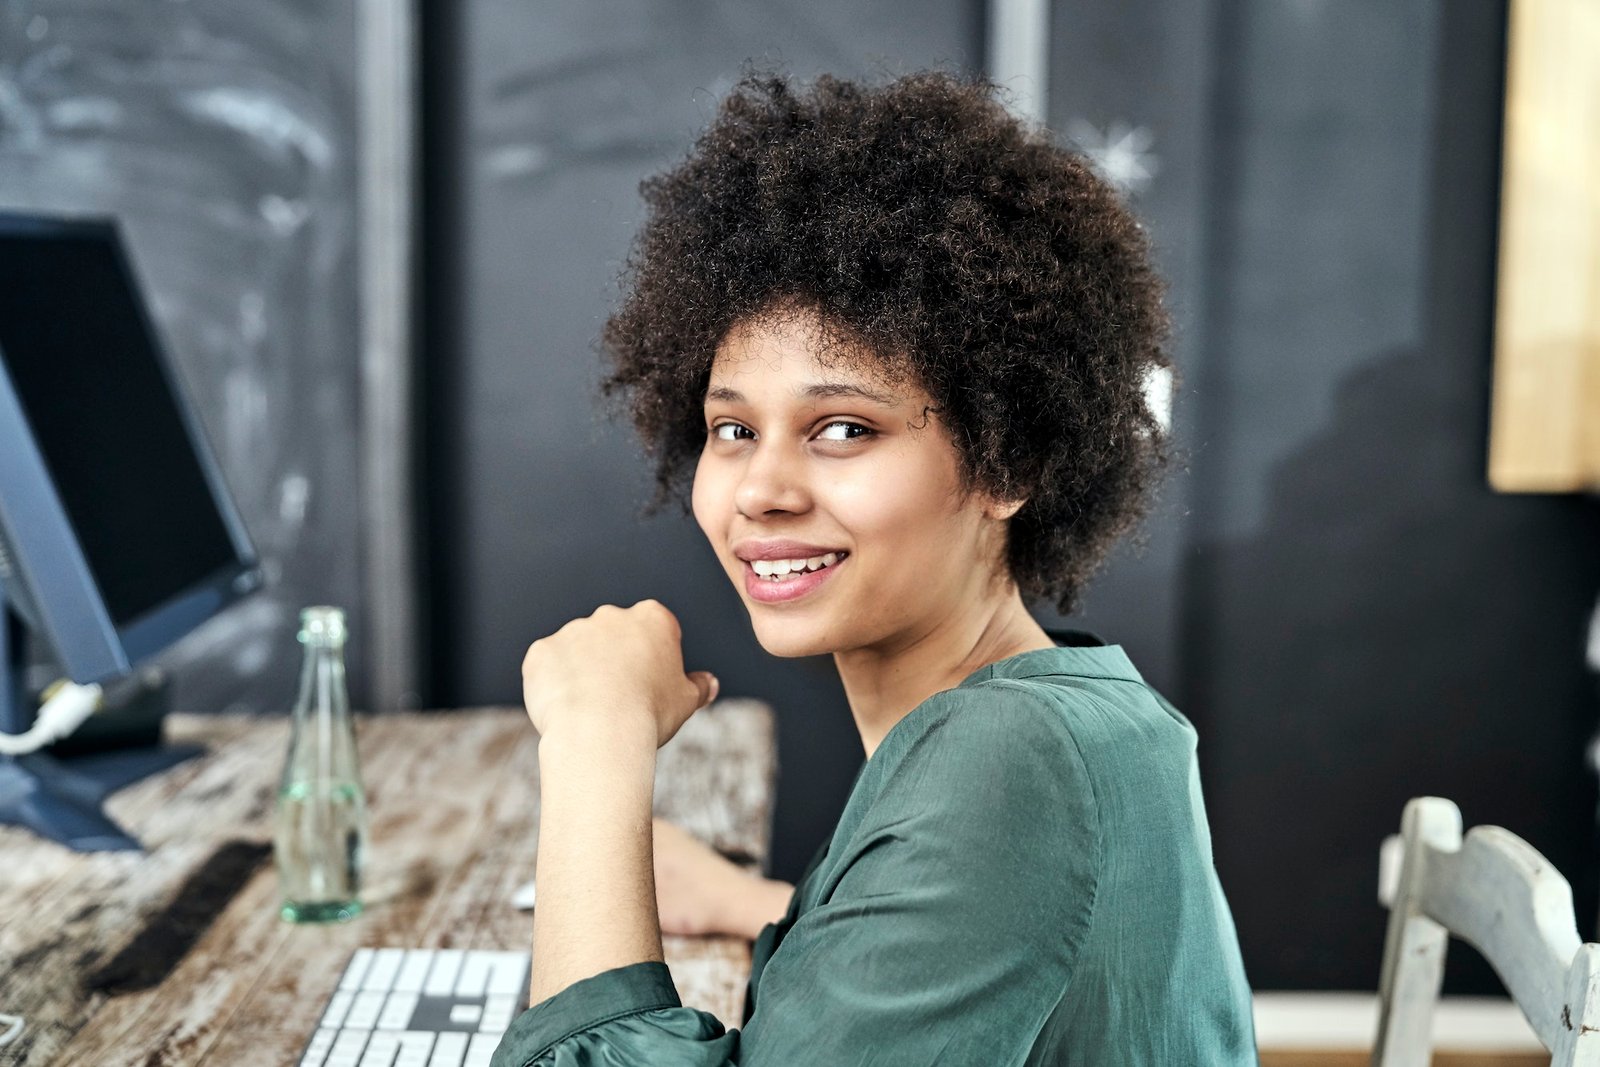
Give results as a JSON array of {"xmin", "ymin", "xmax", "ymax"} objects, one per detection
[
  {"xmin": 0, "ymin": 701, "xmax": 775, "ymax": 1065},
  {"xmin": 1488, "ymin": 0, "xmax": 1600, "ymax": 491}
]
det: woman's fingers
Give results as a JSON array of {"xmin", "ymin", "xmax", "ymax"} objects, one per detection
[{"xmin": 688, "ymin": 671, "xmax": 720, "ymax": 710}]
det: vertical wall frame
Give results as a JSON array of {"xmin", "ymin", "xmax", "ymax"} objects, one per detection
[
  {"xmin": 358, "ymin": 0, "xmax": 422, "ymax": 709},
  {"xmin": 987, "ymin": 0, "xmax": 1051, "ymax": 126}
]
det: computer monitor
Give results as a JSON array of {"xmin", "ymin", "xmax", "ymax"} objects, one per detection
[{"xmin": 0, "ymin": 210, "xmax": 263, "ymax": 851}]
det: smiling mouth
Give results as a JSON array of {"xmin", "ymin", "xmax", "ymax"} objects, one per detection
[{"xmin": 744, "ymin": 550, "xmax": 849, "ymax": 580}]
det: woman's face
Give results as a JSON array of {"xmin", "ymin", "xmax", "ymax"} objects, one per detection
[{"xmin": 692, "ymin": 307, "xmax": 1009, "ymax": 659}]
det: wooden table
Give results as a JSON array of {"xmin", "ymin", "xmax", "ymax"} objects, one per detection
[{"xmin": 0, "ymin": 701, "xmax": 776, "ymax": 1066}]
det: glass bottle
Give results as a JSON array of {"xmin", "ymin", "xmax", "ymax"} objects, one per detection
[{"xmin": 273, "ymin": 605, "xmax": 369, "ymax": 922}]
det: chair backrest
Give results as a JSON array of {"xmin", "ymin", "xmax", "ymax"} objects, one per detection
[{"xmin": 1372, "ymin": 795, "xmax": 1600, "ymax": 1066}]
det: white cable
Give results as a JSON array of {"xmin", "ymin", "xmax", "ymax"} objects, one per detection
[
  {"xmin": 0, "ymin": 681, "xmax": 103, "ymax": 755},
  {"xmin": 0, "ymin": 1012, "xmax": 23, "ymax": 1047}
]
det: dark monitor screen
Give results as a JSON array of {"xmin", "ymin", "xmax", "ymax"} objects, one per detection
[{"xmin": 0, "ymin": 227, "xmax": 237, "ymax": 627}]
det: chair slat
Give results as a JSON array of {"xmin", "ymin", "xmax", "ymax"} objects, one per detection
[
  {"xmin": 1552, "ymin": 944, "xmax": 1600, "ymax": 1066},
  {"xmin": 1372, "ymin": 798, "xmax": 1458, "ymax": 1067},
  {"xmin": 1371, "ymin": 796, "xmax": 1600, "ymax": 1067},
  {"xmin": 1422, "ymin": 826, "xmax": 1581, "ymax": 1043}
]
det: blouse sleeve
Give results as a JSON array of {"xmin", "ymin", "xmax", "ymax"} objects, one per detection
[{"xmin": 490, "ymin": 684, "xmax": 1102, "ymax": 1067}]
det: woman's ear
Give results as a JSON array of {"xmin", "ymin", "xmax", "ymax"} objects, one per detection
[{"xmin": 986, "ymin": 497, "xmax": 1028, "ymax": 522}]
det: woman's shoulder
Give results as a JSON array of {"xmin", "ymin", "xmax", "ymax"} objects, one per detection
[
  {"xmin": 844, "ymin": 648, "xmax": 1200, "ymax": 837},
  {"xmin": 975, "ymin": 672, "xmax": 1196, "ymax": 746},
  {"xmin": 856, "ymin": 668, "xmax": 1200, "ymax": 836},
  {"xmin": 888, "ymin": 665, "xmax": 1193, "ymax": 766},
  {"xmin": 829, "ymin": 680, "xmax": 1105, "ymax": 894},
  {"xmin": 871, "ymin": 678, "xmax": 1079, "ymax": 774},
  {"xmin": 860, "ymin": 680, "xmax": 1099, "ymax": 816}
]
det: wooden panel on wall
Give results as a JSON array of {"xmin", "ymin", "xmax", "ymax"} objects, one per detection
[{"xmin": 1488, "ymin": 0, "xmax": 1600, "ymax": 492}]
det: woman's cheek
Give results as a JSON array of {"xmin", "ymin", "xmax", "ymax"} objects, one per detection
[
  {"xmin": 690, "ymin": 459, "xmax": 724, "ymax": 541},
  {"xmin": 828, "ymin": 459, "xmax": 915, "ymax": 529}
]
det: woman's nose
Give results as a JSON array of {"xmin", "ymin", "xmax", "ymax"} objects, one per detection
[{"xmin": 735, "ymin": 439, "xmax": 811, "ymax": 517}]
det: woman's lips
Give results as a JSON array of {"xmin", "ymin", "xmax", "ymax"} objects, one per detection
[{"xmin": 742, "ymin": 554, "xmax": 847, "ymax": 604}]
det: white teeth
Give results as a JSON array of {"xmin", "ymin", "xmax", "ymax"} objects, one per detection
[{"xmin": 750, "ymin": 552, "xmax": 846, "ymax": 579}]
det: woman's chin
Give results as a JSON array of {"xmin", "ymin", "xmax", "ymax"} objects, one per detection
[{"xmin": 748, "ymin": 616, "xmax": 838, "ymax": 659}]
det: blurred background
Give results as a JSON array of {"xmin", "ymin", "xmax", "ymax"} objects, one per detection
[{"xmin": 3, "ymin": 0, "xmax": 1597, "ymax": 999}]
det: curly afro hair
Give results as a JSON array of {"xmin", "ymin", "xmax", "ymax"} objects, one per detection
[{"xmin": 597, "ymin": 66, "xmax": 1173, "ymax": 616}]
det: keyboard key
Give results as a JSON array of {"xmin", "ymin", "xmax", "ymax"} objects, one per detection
[
  {"xmin": 395, "ymin": 1031, "xmax": 436, "ymax": 1067},
  {"xmin": 485, "ymin": 953, "xmax": 529, "ymax": 996},
  {"xmin": 394, "ymin": 950, "xmax": 434, "ymax": 994},
  {"xmin": 448, "ymin": 1004, "xmax": 482, "ymax": 1026},
  {"xmin": 345, "ymin": 990, "xmax": 387, "ymax": 1030},
  {"xmin": 424, "ymin": 950, "xmax": 465, "ymax": 997},
  {"xmin": 299, "ymin": 1027, "xmax": 337, "ymax": 1067},
  {"xmin": 454, "ymin": 954, "xmax": 492, "ymax": 998},
  {"xmin": 321, "ymin": 990, "xmax": 355, "ymax": 1030},
  {"xmin": 341, "ymin": 949, "xmax": 375, "ymax": 991},
  {"xmin": 364, "ymin": 948, "xmax": 407, "ymax": 992},
  {"xmin": 480, "ymin": 995, "xmax": 516, "ymax": 1033},
  {"xmin": 328, "ymin": 1028, "xmax": 370, "ymax": 1067},
  {"xmin": 378, "ymin": 991, "xmax": 420, "ymax": 1030},
  {"xmin": 427, "ymin": 1031, "xmax": 468, "ymax": 1067},
  {"xmin": 358, "ymin": 1031, "xmax": 401, "ymax": 1067},
  {"xmin": 464, "ymin": 1032, "xmax": 499, "ymax": 1067}
]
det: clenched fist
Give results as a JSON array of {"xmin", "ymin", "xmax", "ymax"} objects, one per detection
[{"xmin": 521, "ymin": 599, "xmax": 718, "ymax": 750}]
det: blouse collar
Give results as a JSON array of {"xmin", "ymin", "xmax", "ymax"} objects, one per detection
[{"xmin": 955, "ymin": 627, "xmax": 1144, "ymax": 687}]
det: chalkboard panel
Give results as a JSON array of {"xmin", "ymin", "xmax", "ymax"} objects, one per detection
[
  {"xmin": 0, "ymin": 3, "xmax": 365, "ymax": 712},
  {"xmin": 1192, "ymin": 0, "xmax": 1600, "ymax": 994},
  {"xmin": 423, "ymin": 0, "xmax": 988, "ymax": 882}
]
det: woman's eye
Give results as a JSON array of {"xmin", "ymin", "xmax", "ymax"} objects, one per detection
[
  {"xmin": 710, "ymin": 423, "xmax": 751, "ymax": 441},
  {"xmin": 817, "ymin": 421, "xmax": 874, "ymax": 442}
]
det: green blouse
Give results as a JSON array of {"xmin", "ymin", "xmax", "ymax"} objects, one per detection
[{"xmin": 491, "ymin": 634, "xmax": 1259, "ymax": 1065}]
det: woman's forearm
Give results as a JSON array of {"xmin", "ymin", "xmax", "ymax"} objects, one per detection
[{"xmin": 528, "ymin": 721, "xmax": 663, "ymax": 1006}]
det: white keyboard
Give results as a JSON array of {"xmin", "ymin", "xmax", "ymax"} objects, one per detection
[{"xmin": 298, "ymin": 948, "xmax": 532, "ymax": 1067}]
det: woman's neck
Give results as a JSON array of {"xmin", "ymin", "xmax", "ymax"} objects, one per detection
[{"xmin": 835, "ymin": 591, "xmax": 1058, "ymax": 761}]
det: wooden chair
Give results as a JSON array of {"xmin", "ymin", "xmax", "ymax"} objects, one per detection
[{"xmin": 1372, "ymin": 796, "xmax": 1600, "ymax": 1066}]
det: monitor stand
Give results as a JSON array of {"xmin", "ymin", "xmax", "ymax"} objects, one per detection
[{"xmin": 0, "ymin": 594, "xmax": 203, "ymax": 852}]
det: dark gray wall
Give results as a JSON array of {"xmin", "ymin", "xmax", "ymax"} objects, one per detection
[
  {"xmin": 425, "ymin": 0, "xmax": 1600, "ymax": 994},
  {"xmin": 1190, "ymin": 0, "xmax": 1600, "ymax": 991},
  {"xmin": 422, "ymin": 0, "xmax": 1197, "ymax": 887},
  {"xmin": 423, "ymin": 0, "xmax": 995, "ymax": 884},
  {"xmin": 0, "ymin": 2, "xmax": 367, "ymax": 713},
  {"xmin": 1042, "ymin": 0, "xmax": 1216, "ymax": 700}
]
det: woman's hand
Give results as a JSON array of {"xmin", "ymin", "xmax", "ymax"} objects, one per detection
[
  {"xmin": 652, "ymin": 817, "xmax": 744, "ymax": 936},
  {"xmin": 653, "ymin": 818, "xmax": 795, "ymax": 939},
  {"xmin": 521, "ymin": 599, "xmax": 718, "ymax": 750}
]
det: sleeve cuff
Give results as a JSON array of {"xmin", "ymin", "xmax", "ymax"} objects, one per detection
[{"xmin": 491, "ymin": 960, "xmax": 683, "ymax": 1067}]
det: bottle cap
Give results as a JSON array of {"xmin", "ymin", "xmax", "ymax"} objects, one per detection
[{"xmin": 298, "ymin": 605, "xmax": 348, "ymax": 645}]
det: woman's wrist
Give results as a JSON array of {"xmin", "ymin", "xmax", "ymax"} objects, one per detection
[
  {"xmin": 536, "ymin": 713, "xmax": 658, "ymax": 770},
  {"xmin": 725, "ymin": 874, "xmax": 795, "ymax": 940}
]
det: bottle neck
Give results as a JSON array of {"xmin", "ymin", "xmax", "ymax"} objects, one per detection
[{"xmin": 294, "ymin": 639, "xmax": 350, "ymax": 720}]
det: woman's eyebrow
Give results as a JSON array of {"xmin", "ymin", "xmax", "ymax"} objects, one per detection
[{"xmin": 704, "ymin": 382, "xmax": 899, "ymax": 406}]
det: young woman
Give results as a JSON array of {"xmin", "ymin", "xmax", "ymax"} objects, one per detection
[{"xmin": 493, "ymin": 69, "xmax": 1257, "ymax": 1066}]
